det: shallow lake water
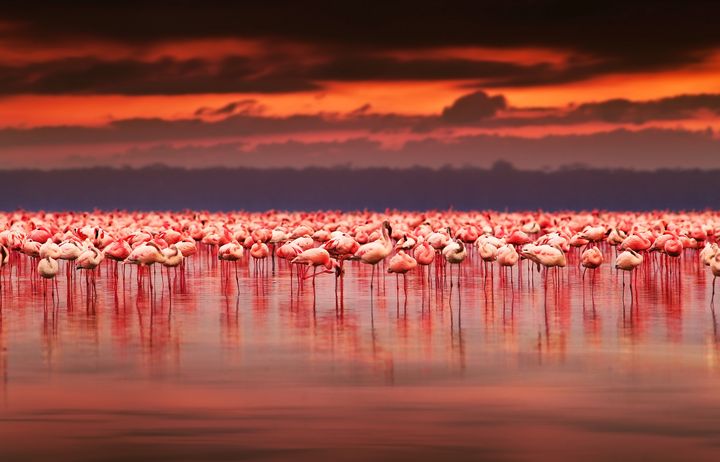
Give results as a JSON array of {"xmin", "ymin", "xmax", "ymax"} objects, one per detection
[{"xmin": 2, "ymin": 247, "xmax": 720, "ymax": 461}]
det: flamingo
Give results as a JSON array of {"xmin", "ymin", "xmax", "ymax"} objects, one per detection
[
  {"xmin": 126, "ymin": 242, "xmax": 165, "ymax": 266},
  {"xmin": 104, "ymin": 239, "xmax": 132, "ymax": 261},
  {"xmin": 125, "ymin": 242, "xmax": 165, "ymax": 289},
  {"xmin": 621, "ymin": 234, "xmax": 652, "ymax": 252},
  {"xmin": 0, "ymin": 243, "xmax": 9, "ymax": 291},
  {"xmin": 521, "ymin": 244, "xmax": 566, "ymax": 287},
  {"xmin": 496, "ymin": 243, "xmax": 519, "ymax": 285},
  {"xmin": 387, "ymin": 250, "xmax": 417, "ymax": 296},
  {"xmin": 324, "ymin": 232, "xmax": 359, "ymax": 259},
  {"xmin": 76, "ymin": 246, "xmax": 105, "ymax": 294},
  {"xmin": 38, "ymin": 256, "xmax": 59, "ymax": 279},
  {"xmin": 250, "ymin": 241, "xmax": 269, "ymax": 274},
  {"xmin": 29, "ymin": 227, "xmax": 53, "ymax": 244},
  {"xmin": 505, "ymin": 230, "xmax": 532, "ymax": 247},
  {"xmin": 497, "ymin": 244, "xmax": 519, "ymax": 268},
  {"xmin": 175, "ymin": 238, "xmax": 198, "ymax": 257},
  {"xmin": 162, "ymin": 245, "xmax": 184, "ymax": 267},
  {"xmin": 292, "ymin": 248, "xmax": 335, "ymax": 273},
  {"xmin": 277, "ymin": 242, "xmax": 303, "ymax": 261},
  {"xmin": 616, "ymin": 249, "xmax": 643, "ymax": 271},
  {"xmin": 578, "ymin": 225, "xmax": 607, "ymax": 245},
  {"xmin": 269, "ymin": 227, "xmax": 290, "ymax": 272},
  {"xmin": 39, "ymin": 239, "xmax": 61, "ymax": 259},
  {"xmin": 395, "ymin": 234, "xmax": 416, "ymax": 251},
  {"xmin": 521, "ymin": 244, "xmax": 567, "ymax": 270},
  {"xmin": 414, "ymin": 241, "xmax": 435, "ymax": 266},
  {"xmin": 616, "ymin": 249, "xmax": 643, "ymax": 292},
  {"xmin": 478, "ymin": 242, "xmax": 498, "ymax": 262},
  {"xmin": 322, "ymin": 233, "xmax": 358, "ymax": 294},
  {"xmin": 426, "ymin": 228, "xmax": 451, "ymax": 251},
  {"xmin": 442, "ymin": 238, "xmax": 467, "ymax": 287},
  {"xmin": 701, "ymin": 243, "xmax": 719, "ymax": 266},
  {"xmin": 161, "ymin": 245, "xmax": 184, "ymax": 292},
  {"xmin": 21, "ymin": 239, "xmax": 41, "ymax": 258},
  {"xmin": 219, "ymin": 241, "xmax": 245, "ymax": 261},
  {"xmin": 0, "ymin": 244, "xmax": 8, "ymax": 270},
  {"xmin": 292, "ymin": 248, "xmax": 340, "ymax": 296},
  {"xmin": 663, "ymin": 238, "xmax": 683, "ymax": 257},
  {"xmin": 413, "ymin": 241, "xmax": 435, "ymax": 286},
  {"xmin": 711, "ymin": 253, "xmax": 720, "ymax": 302},
  {"xmin": 218, "ymin": 241, "xmax": 244, "ymax": 288},
  {"xmin": 38, "ymin": 256, "xmax": 60, "ymax": 299},
  {"xmin": 57, "ymin": 240, "xmax": 84, "ymax": 279},
  {"xmin": 606, "ymin": 228, "xmax": 627, "ymax": 246},
  {"xmin": 581, "ymin": 247, "xmax": 603, "ymax": 279},
  {"xmin": 353, "ymin": 221, "xmax": 393, "ymax": 289}
]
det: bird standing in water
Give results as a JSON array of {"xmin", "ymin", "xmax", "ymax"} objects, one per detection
[
  {"xmin": 581, "ymin": 247, "xmax": 603, "ymax": 280},
  {"xmin": 388, "ymin": 250, "xmax": 417, "ymax": 296},
  {"xmin": 616, "ymin": 248, "xmax": 643, "ymax": 294},
  {"xmin": 442, "ymin": 238, "xmax": 467, "ymax": 287},
  {"xmin": 292, "ymin": 248, "xmax": 340, "ymax": 298},
  {"xmin": 38, "ymin": 256, "xmax": 60, "ymax": 300},
  {"xmin": 353, "ymin": 221, "xmax": 393, "ymax": 290}
]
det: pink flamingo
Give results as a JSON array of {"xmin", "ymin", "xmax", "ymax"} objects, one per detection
[
  {"xmin": 250, "ymin": 241, "xmax": 269, "ymax": 275},
  {"xmin": 292, "ymin": 248, "xmax": 339, "ymax": 297},
  {"xmin": 711, "ymin": 253, "xmax": 720, "ymax": 302},
  {"xmin": 581, "ymin": 247, "xmax": 603, "ymax": 279},
  {"xmin": 387, "ymin": 250, "xmax": 417, "ymax": 296},
  {"xmin": 616, "ymin": 249, "xmax": 643, "ymax": 293},
  {"xmin": 353, "ymin": 221, "xmax": 393, "ymax": 290},
  {"xmin": 218, "ymin": 241, "xmax": 244, "ymax": 289},
  {"xmin": 442, "ymin": 239, "xmax": 467, "ymax": 287}
]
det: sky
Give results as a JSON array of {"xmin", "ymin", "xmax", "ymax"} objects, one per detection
[{"xmin": 1, "ymin": 1, "xmax": 720, "ymax": 170}]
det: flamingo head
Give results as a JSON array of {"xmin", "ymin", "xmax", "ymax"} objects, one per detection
[{"xmin": 382, "ymin": 220, "xmax": 392, "ymax": 236}]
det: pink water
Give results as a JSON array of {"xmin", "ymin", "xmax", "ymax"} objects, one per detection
[{"xmin": 2, "ymin": 249, "xmax": 720, "ymax": 461}]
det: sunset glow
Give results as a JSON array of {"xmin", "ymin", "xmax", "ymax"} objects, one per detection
[{"xmin": 1, "ymin": 3, "xmax": 719, "ymax": 169}]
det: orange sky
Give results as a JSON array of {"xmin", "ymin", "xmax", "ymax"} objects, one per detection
[
  {"xmin": 0, "ymin": 35, "xmax": 718, "ymax": 127},
  {"xmin": 1, "ymin": 4, "xmax": 720, "ymax": 169},
  {"xmin": 2, "ymin": 72, "xmax": 720, "ymax": 129}
]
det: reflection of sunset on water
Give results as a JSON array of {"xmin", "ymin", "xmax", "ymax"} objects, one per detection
[{"xmin": 2, "ymin": 236, "xmax": 720, "ymax": 460}]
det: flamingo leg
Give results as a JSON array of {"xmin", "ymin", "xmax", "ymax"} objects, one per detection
[{"xmin": 712, "ymin": 276, "xmax": 716, "ymax": 304}]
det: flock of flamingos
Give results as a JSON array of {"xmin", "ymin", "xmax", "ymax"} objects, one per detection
[{"xmin": 0, "ymin": 210, "xmax": 719, "ymax": 303}]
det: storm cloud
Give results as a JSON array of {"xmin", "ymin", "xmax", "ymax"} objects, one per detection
[{"xmin": 2, "ymin": 2, "xmax": 720, "ymax": 94}]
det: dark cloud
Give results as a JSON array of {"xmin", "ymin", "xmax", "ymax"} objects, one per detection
[
  {"xmin": 194, "ymin": 100, "xmax": 265, "ymax": 117},
  {"xmin": 0, "ymin": 112, "xmax": 427, "ymax": 148},
  {"xmin": 441, "ymin": 91, "xmax": 507, "ymax": 123},
  {"xmin": 465, "ymin": 93, "xmax": 720, "ymax": 127},
  {"xmin": 348, "ymin": 104, "xmax": 372, "ymax": 116},
  {"xmin": 569, "ymin": 94, "xmax": 720, "ymax": 124},
  {"xmin": 441, "ymin": 92, "xmax": 720, "ymax": 128},
  {"xmin": 2, "ymin": 92, "xmax": 720, "ymax": 148},
  {"xmin": 0, "ymin": 53, "xmax": 660, "ymax": 96},
  {"xmin": 0, "ymin": 54, "xmax": 590, "ymax": 96},
  {"xmin": 56, "ymin": 128, "xmax": 720, "ymax": 171},
  {"xmin": 305, "ymin": 56, "xmax": 552, "ymax": 82},
  {"xmin": 3, "ymin": 2, "xmax": 719, "ymax": 59},
  {"xmin": 303, "ymin": 52, "xmax": 712, "ymax": 89},
  {"xmin": 2, "ymin": 2, "xmax": 720, "ymax": 91},
  {"xmin": 0, "ymin": 57, "xmax": 318, "ymax": 95}
]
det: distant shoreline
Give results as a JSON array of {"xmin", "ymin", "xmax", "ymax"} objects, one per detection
[{"xmin": 1, "ymin": 165, "xmax": 717, "ymax": 211}]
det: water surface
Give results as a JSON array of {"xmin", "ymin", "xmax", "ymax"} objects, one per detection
[{"xmin": 2, "ymin": 250, "xmax": 720, "ymax": 461}]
